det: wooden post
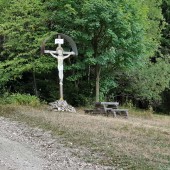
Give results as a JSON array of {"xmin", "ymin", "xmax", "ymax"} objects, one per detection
[
  {"xmin": 57, "ymin": 35, "xmax": 63, "ymax": 100},
  {"xmin": 59, "ymin": 81, "xmax": 63, "ymax": 100},
  {"xmin": 96, "ymin": 65, "xmax": 101, "ymax": 102}
]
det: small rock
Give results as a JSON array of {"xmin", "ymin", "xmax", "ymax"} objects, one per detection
[{"xmin": 49, "ymin": 100, "xmax": 76, "ymax": 113}]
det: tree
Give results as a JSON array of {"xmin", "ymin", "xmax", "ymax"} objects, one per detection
[
  {"xmin": 159, "ymin": 0, "xmax": 170, "ymax": 113},
  {"xmin": 0, "ymin": 0, "xmax": 56, "ymax": 96},
  {"xmin": 161, "ymin": 0, "xmax": 170, "ymax": 56},
  {"xmin": 0, "ymin": 0, "xmax": 166, "ymax": 107},
  {"xmin": 46, "ymin": 0, "xmax": 162, "ymax": 102},
  {"xmin": 115, "ymin": 58, "xmax": 170, "ymax": 108},
  {"xmin": 110, "ymin": 0, "xmax": 170, "ymax": 111}
]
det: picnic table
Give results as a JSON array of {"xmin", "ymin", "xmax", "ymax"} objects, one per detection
[{"xmin": 84, "ymin": 102, "xmax": 128, "ymax": 118}]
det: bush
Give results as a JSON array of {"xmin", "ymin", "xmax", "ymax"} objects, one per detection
[{"xmin": 0, "ymin": 93, "xmax": 41, "ymax": 107}]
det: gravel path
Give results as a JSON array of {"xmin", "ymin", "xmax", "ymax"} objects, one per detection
[{"xmin": 0, "ymin": 117, "xmax": 113, "ymax": 170}]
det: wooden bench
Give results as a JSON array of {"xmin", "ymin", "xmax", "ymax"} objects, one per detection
[
  {"xmin": 84, "ymin": 102, "xmax": 107, "ymax": 114},
  {"xmin": 101, "ymin": 102, "xmax": 118, "ymax": 116},
  {"xmin": 84, "ymin": 102, "xmax": 128, "ymax": 118}
]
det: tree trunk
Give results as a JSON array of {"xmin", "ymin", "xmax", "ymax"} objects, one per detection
[
  {"xmin": 32, "ymin": 67, "xmax": 38, "ymax": 97},
  {"xmin": 96, "ymin": 65, "xmax": 101, "ymax": 102}
]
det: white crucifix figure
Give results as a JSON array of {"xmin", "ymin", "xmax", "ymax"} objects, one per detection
[{"xmin": 44, "ymin": 36, "xmax": 75, "ymax": 100}]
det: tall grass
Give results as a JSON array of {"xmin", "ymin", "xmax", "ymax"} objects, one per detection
[{"xmin": 0, "ymin": 93, "xmax": 41, "ymax": 107}]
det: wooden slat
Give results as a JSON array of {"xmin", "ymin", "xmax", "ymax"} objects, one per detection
[{"xmin": 101, "ymin": 102, "xmax": 119, "ymax": 106}]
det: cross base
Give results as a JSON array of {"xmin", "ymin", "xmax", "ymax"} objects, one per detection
[{"xmin": 49, "ymin": 100, "xmax": 76, "ymax": 113}]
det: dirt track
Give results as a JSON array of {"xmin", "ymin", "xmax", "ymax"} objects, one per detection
[{"xmin": 0, "ymin": 117, "xmax": 113, "ymax": 170}]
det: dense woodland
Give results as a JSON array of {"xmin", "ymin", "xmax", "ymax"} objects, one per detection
[{"xmin": 0, "ymin": 0, "xmax": 170, "ymax": 114}]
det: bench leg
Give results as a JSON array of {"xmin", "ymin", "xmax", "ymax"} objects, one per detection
[
  {"xmin": 113, "ymin": 111, "xmax": 117, "ymax": 117},
  {"xmin": 111, "ymin": 109, "xmax": 116, "ymax": 117},
  {"xmin": 125, "ymin": 111, "xmax": 128, "ymax": 118}
]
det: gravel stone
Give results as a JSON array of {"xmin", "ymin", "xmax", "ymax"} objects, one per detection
[{"xmin": 0, "ymin": 117, "xmax": 114, "ymax": 170}]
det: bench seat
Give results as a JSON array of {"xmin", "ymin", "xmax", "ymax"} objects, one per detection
[{"xmin": 84, "ymin": 109, "xmax": 94, "ymax": 114}]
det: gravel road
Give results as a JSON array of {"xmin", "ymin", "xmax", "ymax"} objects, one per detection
[{"xmin": 0, "ymin": 117, "xmax": 113, "ymax": 170}]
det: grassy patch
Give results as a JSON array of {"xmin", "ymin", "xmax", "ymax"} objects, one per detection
[
  {"xmin": 0, "ymin": 93, "xmax": 41, "ymax": 107},
  {"xmin": 0, "ymin": 104, "xmax": 170, "ymax": 169}
]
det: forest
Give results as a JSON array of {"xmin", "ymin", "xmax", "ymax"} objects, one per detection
[{"xmin": 0, "ymin": 0, "xmax": 170, "ymax": 114}]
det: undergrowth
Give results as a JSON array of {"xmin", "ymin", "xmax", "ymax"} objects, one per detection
[{"xmin": 0, "ymin": 93, "xmax": 41, "ymax": 107}]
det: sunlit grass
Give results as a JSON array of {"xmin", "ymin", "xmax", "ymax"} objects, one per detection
[{"xmin": 0, "ymin": 104, "xmax": 170, "ymax": 169}]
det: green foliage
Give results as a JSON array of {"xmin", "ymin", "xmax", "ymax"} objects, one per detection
[
  {"xmin": 158, "ymin": 0, "xmax": 170, "ymax": 113},
  {"xmin": 161, "ymin": 87, "xmax": 170, "ymax": 114},
  {"xmin": 161, "ymin": 0, "xmax": 170, "ymax": 56},
  {"xmin": 0, "ymin": 0, "xmax": 56, "ymax": 86},
  {"xmin": 143, "ymin": 0, "xmax": 164, "ymax": 53},
  {"xmin": 115, "ymin": 57, "xmax": 170, "ymax": 108},
  {"xmin": 0, "ymin": 0, "xmax": 58, "ymax": 98},
  {"xmin": 99, "ymin": 75, "xmax": 117, "ymax": 101},
  {"xmin": 0, "ymin": 0, "xmax": 169, "ymax": 113},
  {"xmin": 0, "ymin": 93, "xmax": 41, "ymax": 107},
  {"xmin": 46, "ymin": 0, "xmax": 164, "ymax": 102}
]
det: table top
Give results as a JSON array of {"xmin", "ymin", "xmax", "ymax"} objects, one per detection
[{"xmin": 101, "ymin": 102, "xmax": 119, "ymax": 106}]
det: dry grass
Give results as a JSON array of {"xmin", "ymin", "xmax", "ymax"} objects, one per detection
[{"xmin": 0, "ymin": 104, "xmax": 170, "ymax": 169}]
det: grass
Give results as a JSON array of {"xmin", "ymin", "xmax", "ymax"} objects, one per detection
[{"xmin": 0, "ymin": 104, "xmax": 170, "ymax": 169}]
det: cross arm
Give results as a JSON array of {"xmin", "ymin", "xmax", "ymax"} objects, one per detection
[{"xmin": 44, "ymin": 50, "xmax": 75, "ymax": 55}]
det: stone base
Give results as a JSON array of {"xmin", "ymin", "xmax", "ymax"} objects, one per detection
[{"xmin": 49, "ymin": 100, "xmax": 76, "ymax": 112}]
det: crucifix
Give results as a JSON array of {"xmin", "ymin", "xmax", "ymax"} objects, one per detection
[{"xmin": 42, "ymin": 34, "xmax": 78, "ymax": 101}]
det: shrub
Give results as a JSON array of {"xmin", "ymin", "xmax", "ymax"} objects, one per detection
[{"xmin": 0, "ymin": 93, "xmax": 41, "ymax": 107}]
